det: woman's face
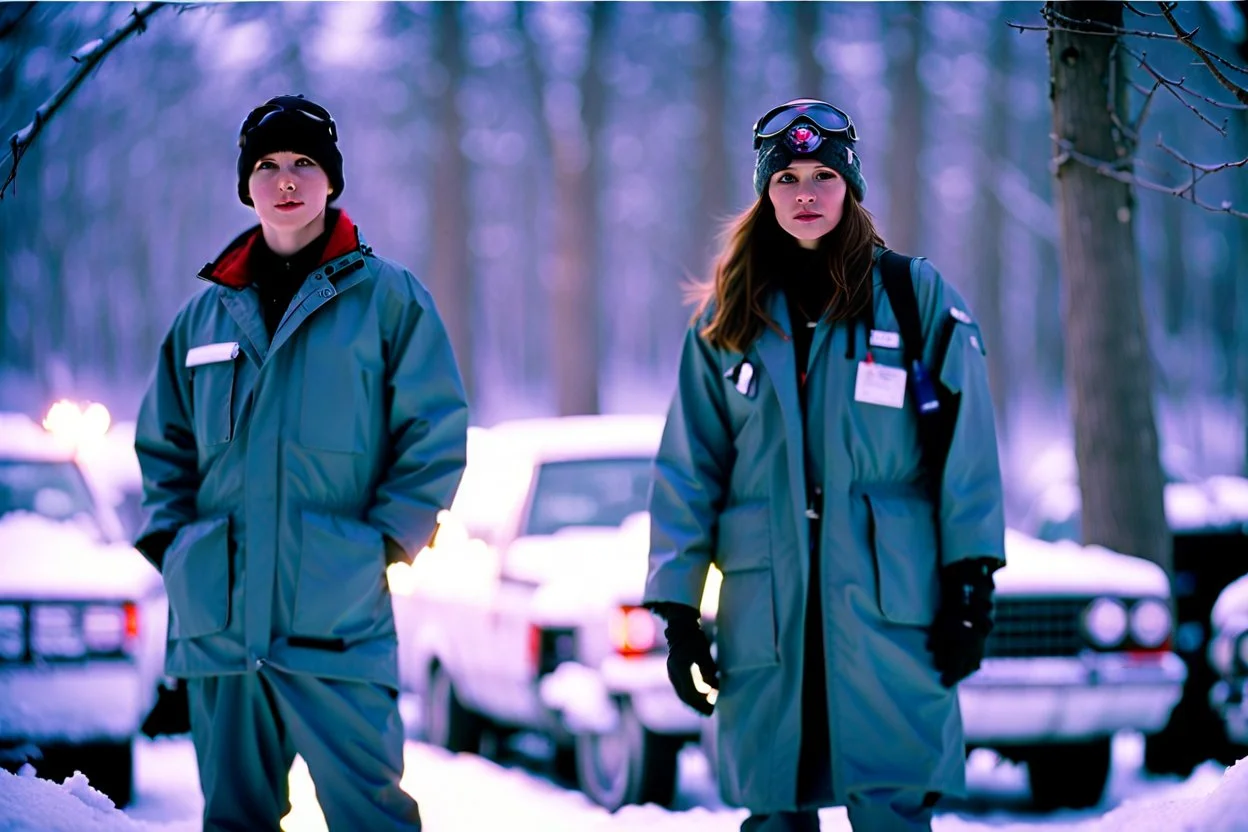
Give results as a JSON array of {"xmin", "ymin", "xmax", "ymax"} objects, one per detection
[
  {"xmin": 768, "ymin": 159, "xmax": 847, "ymax": 249},
  {"xmin": 248, "ymin": 151, "xmax": 332, "ymax": 231}
]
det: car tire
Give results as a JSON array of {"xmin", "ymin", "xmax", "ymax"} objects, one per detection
[
  {"xmin": 575, "ymin": 700, "xmax": 681, "ymax": 811},
  {"xmin": 36, "ymin": 740, "xmax": 134, "ymax": 808},
  {"xmin": 425, "ymin": 664, "xmax": 483, "ymax": 754},
  {"xmin": 1026, "ymin": 737, "xmax": 1111, "ymax": 810}
]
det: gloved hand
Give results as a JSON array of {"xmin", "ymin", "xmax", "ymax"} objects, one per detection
[
  {"xmin": 927, "ymin": 557, "xmax": 1000, "ymax": 687},
  {"xmin": 651, "ymin": 602, "xmax": 719, "ymax": 716}
]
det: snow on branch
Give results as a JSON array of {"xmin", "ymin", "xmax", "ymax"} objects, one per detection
[{"xmin": 1, "ymin": 2, "xmax": 167, "ymax": 200}]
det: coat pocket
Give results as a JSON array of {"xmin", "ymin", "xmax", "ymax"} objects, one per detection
[
  {"xmin": 714, "ymin": 503, "xmax": 778, "ymax": 671},
  {"xmin": 190, "ymin": 360, "xmax": 236, "ymax": 446},
  {"xmin": 162, "ymin": 516, "xmax": 231, "ymax": 639},
  {"xmin": 865, "ymin": 492, "xmax": 940, "ymax": 626},
  {"xmin": 292, "ymin": 511, "xmax": 392, "ymax": 640}
]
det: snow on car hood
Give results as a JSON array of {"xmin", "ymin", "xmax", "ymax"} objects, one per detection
[
  {"xmin": 520, "ymin": 514, "xmax": 652, "ymax": 621},
  {"xmin": 0, "ymin": 513, "xmax": 160, "ymax": 601},
  {"xmin": 996, "ymin": 529, "xmax": 1170, "ymax": 598}
]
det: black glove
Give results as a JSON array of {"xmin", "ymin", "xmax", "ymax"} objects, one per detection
[
  {"xmin": 651, "ymin": 602, "xmax": 719, "ymax": 716},
  {"xmin": 927, "ymin": 557, "xmax": 999, "ymax": 688}
]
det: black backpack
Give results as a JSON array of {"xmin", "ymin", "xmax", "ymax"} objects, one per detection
[{"xmin": 876, "ymin": 249, "xmax": 962, "ymax": 502}]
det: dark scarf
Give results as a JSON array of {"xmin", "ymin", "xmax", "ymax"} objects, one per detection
[
  {"xmin": 776, "ymin": 238, "xmax": 833, "ymax": 385},
  {"xmin": 249, "ymin": 209, "xmax": 338, "ymax": 337}
]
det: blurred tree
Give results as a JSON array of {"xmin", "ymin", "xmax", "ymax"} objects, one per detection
[
  {"xmin": 522, "ymin": 3, "xmax": 609, "ymax": 416},
  {"xmin": 429, "ymin": 1, "xmax": 476, "ymax": 405},
  {"xmin": 883, "ymin": 1, "xmax": 923, "ymax": 255},
  {"xmin": 690, "ymin": 2, "xmax": 730, "ymax": 291},
  {"xmin": 793, "ymin": 0, "xmax": 820, "ymax": 98},
  {"xmin": 971, "ymin": 5, "xmax": 1012, "ymax": 436},
  {"xmin": 1046, "ymin": 1, "xmax": 1170, "ymax": 571}
]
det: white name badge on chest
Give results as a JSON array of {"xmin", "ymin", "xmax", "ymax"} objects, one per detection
[
  {"xmin": 185, "ymin": 341, "xmax": 240, "ymax": 368},
  {"xmin": 854, "ymin": 361, "xmax": 907, "ymax": 409},
  {"xmin": 868, "ymin": 329, "xmax": 901, "ymax": 349}
]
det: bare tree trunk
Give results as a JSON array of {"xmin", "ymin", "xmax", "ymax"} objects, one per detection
[
  {"xmin": 794, "ymin": 1, "xmax": 820, "ymax": 98},
  {"xmin": 973, "ymin": 9, "xmax": 1011, "ymax": 437},
  {"xmin": 531, "ymin": 4, "xmax": 609, "ymax": 416},
  {"xmin": 429, "ymin": 1, "xmax": 475, "ymax": 405},
  {"xmin": 884, "ymin": 1, "xmax": 923, "ymax": 255},
  {"xmin": 1048, "ymin": 1, "xmax": 1170, "ymax": 572},
  {"xmin": 691, "ymin": 2, "xmax": 730, "ymax": 286}
]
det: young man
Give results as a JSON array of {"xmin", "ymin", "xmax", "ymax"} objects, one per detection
[{"xmin": 134, "ymin": 94, "xmax": 468, "ymax": 831}]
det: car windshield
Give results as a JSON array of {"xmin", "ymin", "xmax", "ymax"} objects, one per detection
[
  {"xmin": 0, "ymin": 459, "xmax": 99, "ymax": 527},
  {"xmin": 524, "ymin": 457, "xmax": 653, "ymax": 537}
]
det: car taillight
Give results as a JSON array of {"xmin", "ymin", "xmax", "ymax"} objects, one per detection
[
  {"xmin": 124, "ymin": 602, "xmax": 140, "ymax": 640},
  {"xmin": 609, "ymin": 606, "xmax": 658, "ymax": 657}
]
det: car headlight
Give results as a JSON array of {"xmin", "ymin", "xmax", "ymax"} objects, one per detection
[
  {"xmin": 1129, "ymin": 599, "xmax": 1171, "ymax": 648},
  {"xmin": 1083, "ymin": 597, "xmax": 1128, "ymax": 648},
  {"xmin": 1212, "ymin": 635, "xmax": 1235, "ymax": 676},
  {"xmin": 0, "ymin": 605, "xmax": 24, "ymax": 660}
]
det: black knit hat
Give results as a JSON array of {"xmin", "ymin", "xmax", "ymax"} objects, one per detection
[
  {"xmin": 753, "ymin": 99, "xmax": 866, "ymax": 201},
  {"xmin": 236, "ymin": 94, "xmax": 344, "ymax": 207}
]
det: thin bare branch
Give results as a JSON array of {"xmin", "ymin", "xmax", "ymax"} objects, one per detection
[
  {"xmin": 1043, "ymin": 6, "xmax": 1185, "ymax": 40},
  {"xmin": 0, "ymin": 2, "xmax": 36, "ymax": 40},
  {"xmin": 1123, "ymin": 2, "xmax": 1170, "ymax": 19},
  {"xmin": 1153, "ymin": 136, "xmax": 1248, "ymax": 175},
  {"xmin": 1054, "ymin": 137, "xmax": 1248, "ymax": 218},
  {"xmin": 1158, "ymin": 2, "xmax": 1248, "ymax": 104},
  {"xmin": 1, "ymin": 3, "xmax": 167, "ymax": 199},
  {"xmin": 1123, "ymin": 45, "xmax": 1229, "ymax": 135}
]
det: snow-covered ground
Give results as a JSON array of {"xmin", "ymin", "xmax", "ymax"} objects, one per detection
[{"xmin": 1, "ymin": 703, "xmax": 1242, "ymax": 832}]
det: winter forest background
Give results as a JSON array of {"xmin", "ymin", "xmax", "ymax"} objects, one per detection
[{"xmin": 2, "ymin": 1, "xmax": 1247, "ymax": 526}]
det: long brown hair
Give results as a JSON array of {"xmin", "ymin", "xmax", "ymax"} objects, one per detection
[{"xmin": 693, "ymin": 189, "xmax": 885, "ymax": 353}]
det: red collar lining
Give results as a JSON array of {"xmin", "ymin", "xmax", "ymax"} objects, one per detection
[{"xmin": 201, "ymin": 210, "xmax": 359, "ymax": 289}]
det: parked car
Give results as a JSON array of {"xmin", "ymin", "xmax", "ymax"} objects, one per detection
[
  {"xmin": 1206, "ymin": 574, "xmax": 1248, "ymax": 751},
  {"xmin": 698, "ymin": 528, "xmax": 1183, "ymax": 811},
  {"xmin": 962, "ymin": 529, "xmax": 1184, "ymax": 809},
  {"xmin": 392, "ymin": 415, "xmax": 708, "ymax": 811},
  {"xmin": 1022, "ymin": 473, "xmax": 1248, "ymax": 774},
  {"xmin": 0, "ymin": 414, "xmax": 167, "ymax": 807}
]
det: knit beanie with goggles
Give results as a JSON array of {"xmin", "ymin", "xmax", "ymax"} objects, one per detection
[
  {"xmin": 237, "ymin": 94, "xmax": 344, "ymax": 207},
  {"xmin": 753, "ymin": 98, "xmax": 866, "ymax": 202}
]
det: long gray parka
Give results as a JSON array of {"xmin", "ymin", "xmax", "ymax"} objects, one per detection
[
  {"xmin": 135, "ymin": 211, "xmax": 468, "ymax": 690},
  {"xmin": 644, "ymin": 255, "xmax": 1006, "ymax": 813}
]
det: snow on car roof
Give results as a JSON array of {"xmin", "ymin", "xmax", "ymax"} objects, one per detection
[
  {"xmin": 997, "ymin": 529, "xmax": 1171, "ymax": 598},
  {"xmin": 0, "ymin": 513, "xmax": 160, "ymax": 601},
  {"xmin": 485, "ymin": 414, "xmax": 664, "ymax": 463}
]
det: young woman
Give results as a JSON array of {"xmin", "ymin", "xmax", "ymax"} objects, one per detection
[
  {"xmin": 134, "ymin": 94, "xmax": 467, "ymax": 831},
  {"xmin": 644, "ymin": 99, "xmax": 1006, "ymax": 831}
]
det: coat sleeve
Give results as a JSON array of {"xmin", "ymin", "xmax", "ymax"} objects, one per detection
[
  {"xmin": 643, "ymin": 322, "xmax": 736, "ymax": 609},
  {"xmin": 133, "ymin": 319, "xmax": 200, "ymax": 569},
  {"xmin": 366, "ymin": 273, "xmax": 469, "ymax": 562},
  {"xmin": 916, "ymin": 260, "xmax": 1007, "ymax": 569}
]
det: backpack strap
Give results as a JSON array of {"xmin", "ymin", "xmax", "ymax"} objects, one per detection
[{"xmin": 878, "ymin": 249, "xmax": 923, "ymax": 370}]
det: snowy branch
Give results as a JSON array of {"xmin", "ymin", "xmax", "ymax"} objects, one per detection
[{"xmin": 1, "ymin": 2, "xmax": 167, "ymax": 200}]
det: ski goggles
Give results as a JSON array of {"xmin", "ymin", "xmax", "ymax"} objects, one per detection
[
  {"xmin": 752, "ymin": 100, "xmax": 858, "ymax": 150},
  {"xmin": 238, "ymin": 99, "xmax": 338, "ymax": 148}
]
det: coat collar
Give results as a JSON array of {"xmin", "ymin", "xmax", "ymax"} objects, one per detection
[{"xmin": 197, "ymin": 210, "xmax": 361, "ymax": 289}]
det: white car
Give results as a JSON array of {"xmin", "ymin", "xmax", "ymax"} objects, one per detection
[
  {"xmin": 1022, "ymin": 472, "xmax": 1248, "ymax": 775},
  {"xmin": 960, "ymin": 530, "xmax": 1185, "ymax": 809},
  {"xmin": 391, "ymin": 415, "xmax": 703, "ymax": 811},
  {"xmin": 0, "ymin": 414, "xmax": 166, "ymax": 807}
]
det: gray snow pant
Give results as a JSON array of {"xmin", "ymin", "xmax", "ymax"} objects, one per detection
[
  {"xmin": 188, "ymin": 667, "xmax": 420, "ymax": 832},
  {"xmin": 741, "ymin": 789, "xmax": 938, "ymax": 832}
]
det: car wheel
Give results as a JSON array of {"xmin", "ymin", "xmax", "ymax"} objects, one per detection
[
  {"xmin": 1027, "ymin": 737, "xmax": 1111, "ymax": 810},
  {"xmin": 575, "ymin": 701, "xmax": 680, "ymax": 811},
  {"xmin": 37, "ymin": 740, "xmax": 134, "ymax": 808},
  {"xmin": 425, "ymin": 664, "xmax": 483, "ymax": 754}
]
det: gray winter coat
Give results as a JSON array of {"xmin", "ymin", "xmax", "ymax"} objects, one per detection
[
  {"xmin": 644, "ymin": 255, "xmax": 1006, "ymax": 813},
  {"xmin": 135, "ymin": 212, "xmax": 468, "ymax": 689}
]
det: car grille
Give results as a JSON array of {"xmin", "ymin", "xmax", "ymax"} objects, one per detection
[{"xmin": 984, "ymin": 597, "xmax": 1089, "ymax": 658}]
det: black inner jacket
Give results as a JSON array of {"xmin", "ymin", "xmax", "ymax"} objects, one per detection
[{"xmin": 249, "ymin": 208, "xmax": 338, "ymax": 338}]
